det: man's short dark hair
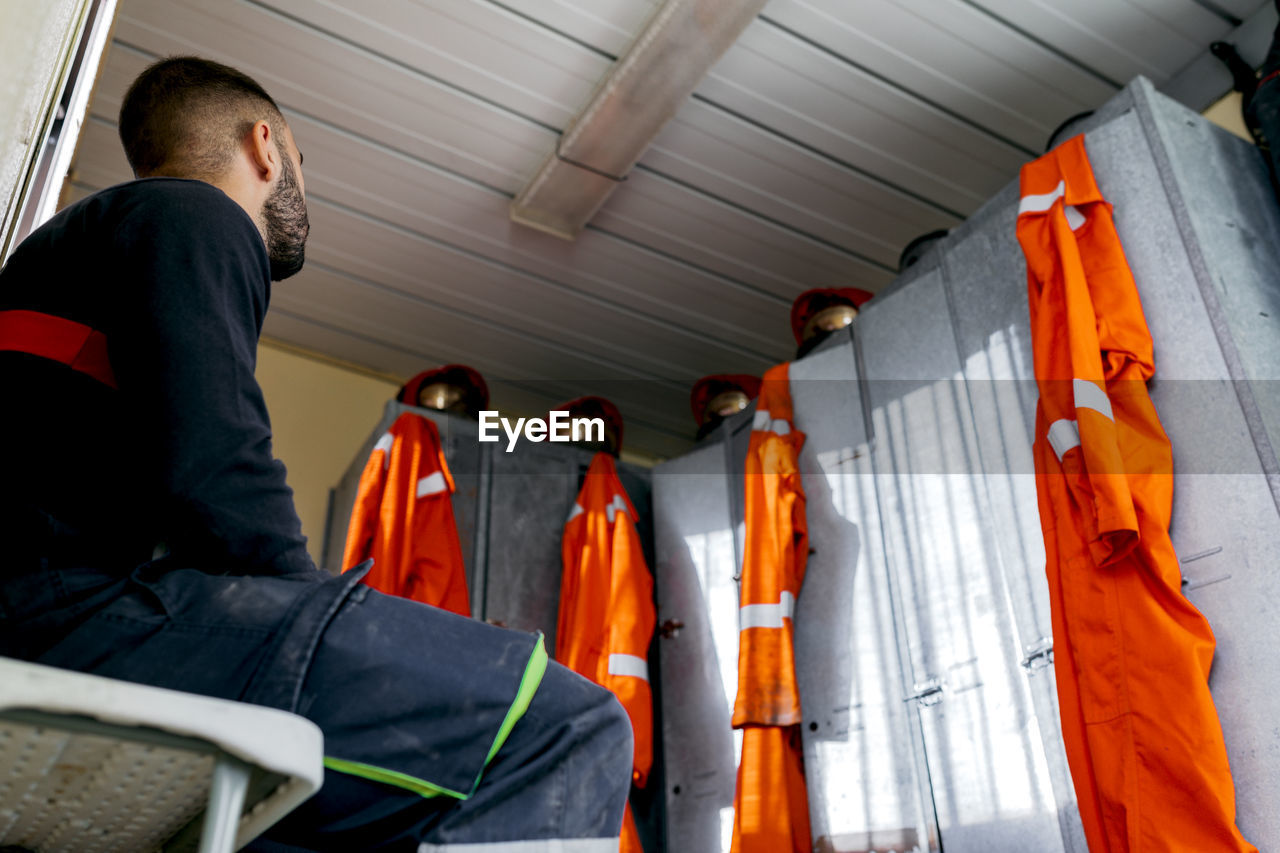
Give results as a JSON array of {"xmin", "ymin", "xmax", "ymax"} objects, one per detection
[{"xmin": 118, "ymin": 56, "xmax": 287, "ymax": 179}]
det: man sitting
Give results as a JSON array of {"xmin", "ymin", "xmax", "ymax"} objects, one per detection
[{"xmin": 0, "ymin": 56, "xmax": 630, "ymax": 851}]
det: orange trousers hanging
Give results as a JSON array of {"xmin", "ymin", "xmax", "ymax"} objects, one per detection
[
  {"xmin": 1019, "ymin": 135, "xmax": 1254, "ymax": 853},
  {"xmin": 732, "ymin": 726, "xmax": 811, "ymax": 853}
]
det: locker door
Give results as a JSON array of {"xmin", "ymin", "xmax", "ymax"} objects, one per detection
[
  {"xmin": 483, "ymin": 441, "xmax": 579, "ymax": 645},
  {"xmin": 653, "ymin": 440, "xmax": 740, "ymax": 853},
  {"xmin": 790, "ymin": 333, "xmax": 938, "ymax": 853},
  {"xmin": 1084, "ymin": 94, "xmax": 1280, "ymax": 846},
  {"xmin": 941, "ymin": 199, "xmax": 1087, "ymax": 851},
  {"xmin": 858, "ymin": 268, "xmax": 1073, "ymax": 851}
]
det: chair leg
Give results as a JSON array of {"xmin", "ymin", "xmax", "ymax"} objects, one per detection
[{"xmin": 197, "ymin": 756, "xmax": 252, "ymax": 853}]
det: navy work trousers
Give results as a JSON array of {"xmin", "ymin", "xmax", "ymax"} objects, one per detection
[{"xmin": 0, "ymin": 564, "xmax": 631, "ymax": 851}]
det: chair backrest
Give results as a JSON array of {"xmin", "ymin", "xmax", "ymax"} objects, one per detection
[{"xmin": 0, "ymin": 658, "xmax": 323, "ymax": 853}]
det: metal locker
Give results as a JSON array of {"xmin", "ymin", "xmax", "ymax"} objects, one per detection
[
  {"xmin": 652, "ymin": 425, "xmax": 747, "ymax": 853},
  {"xmin": 939, "ymin": 186, "xmax": 1085, "ymax": 850},
  {"xmin": 853, "ymin": 269, "xmax": 1080, "ymax": 852},
  {"xmin": 482, "ymin": 441, "xmax": 653, "ymax": 644},
  {"xmin": 327, "ymin": 404, "xmax": 653, "ymax": 643},
  {"xmin": 1029, "ymin": 79, "xmax": 1280, "ymax": 846},
  {"xmin": 482, "ymin": 441, "xmax": 580, "ymax": 642},
  {"xmin": 789, "ymin": 332, "xmax": 939, "ymax": 853},
  {"xmin": 880, "ymin": 76, "xmax": 1280, "ymax": 849}
]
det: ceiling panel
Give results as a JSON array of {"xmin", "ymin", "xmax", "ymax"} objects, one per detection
[
  {"xmin": 962, "ymin": 0, "xmax": 1235, "ymax": 83},
  {"xmin": 260, "ymin": 309, "xmax": 696, "ymax": 458},
  {"xmin": 1207, "ymin": 0, "xmax": 1270, "ymax": 19},
  {"xmin": 258, "ymin": 0, "xmax": 607, "ymax": 127},
  {"xmin": 760, "ymin": 0, "xmax": 1116, "ymax": 151},
  {"xmin": 593, "ymin": 167, "xmax": 897, "ymax": 294},
  {"xmin": 65, "ymin": 0, "xmax": 1257, "ymax": 458},
  {"xmin": 644, "ymin": 99, "xmax": 961, "ymax": 265},
  {"xmin": 489, "ymin": 0, "xmax": 660, "ymax": 57},
  {"xmin": 699, "ymin": 20, "xmax": 1030, "ymax": 214},
  {"xmin": 116, "ymin": 0, "xmax": 549, "ymax": 191},
  {"xmin": 266, "ymin": 275, "xmax": 698, "ymax": 437}
]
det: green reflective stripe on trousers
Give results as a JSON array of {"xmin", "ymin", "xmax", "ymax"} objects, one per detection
[
  {"xmin": 324, "ymin": 635, "xmax": 548, "ymax": 802},
  {"xmin": 323, "ymin": 757, "xmax": 465, "ymax": 800},
  {"xmin": 470, "ymin": 632, "xmax": 549, "ymax": 795}
]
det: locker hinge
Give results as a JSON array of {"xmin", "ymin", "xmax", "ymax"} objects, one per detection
[
  {"xmin": 905, "ymin": 677, "xmax": 945, "ymax": 707},
  {"xmin": 1021, "ymin": 637, "xmax": 1054, "ymax": 672}
]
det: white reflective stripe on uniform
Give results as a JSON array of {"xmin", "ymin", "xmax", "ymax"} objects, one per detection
[
  {"xmin": 1047, "ymin": 419, "xmax": 1081, "ymax": 461},
  {"xmin": 374, "ymin": 432, "xmax": 394, "ymax": 469},
  {"xmin": 566, "ymin": 503, "xmax": 584, "ymax": 523},
  {"xmin": 416, "ymin": 471, "xmax": 448, "ymax": 498},
  {"xmin": 607, "ymin": 653, "xmax": 649, "ymax": 682},
  {"xmin": 751, "ymin": 409, "xmax": 791, "ymax": 436},
  {"xmin": 604, "ymin": 494, "xmax": 629, "ymax": 524},
  {"xmin": 1018, "ymin": 180, "xmax": 1065, "ymax": 215},
  {"xmin": 1073, "ymin": 378, "xmax": 1113, "ymax": 420},
  {"xmin": 419, "ymin": 838, "xmax": 621, "ymax": 852},
  {"xmin": 739, "ymin": 590, "xmax": 796, "ymax": 630},
  {"xmin": 1064, "ymin": 204, "xmax": 1086, "ymax": 231}
]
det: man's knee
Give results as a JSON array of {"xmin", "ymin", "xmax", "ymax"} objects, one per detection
[
  {"xmin": 541, "ymin": 661, "xmax": 631, "ymax": 748},
  {"xmin": 527, "ymin": 662, "xmax": 634, "ymax": 818},
  {"xmin": 579, "ymin": 678, "xmax": 634, "ymax": 782}
]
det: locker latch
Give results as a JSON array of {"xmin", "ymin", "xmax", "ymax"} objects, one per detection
[
  {"xmin": 1021, "ymin": 637, "xmax": 1054, "ymax": 672},
  {"xmin": 905, "ymin": 677, "xmax": 945, "ymax": 707}
]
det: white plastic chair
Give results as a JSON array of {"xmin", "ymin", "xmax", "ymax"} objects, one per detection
[{"xmin": 0, "ymin": 657, "xmax": 324, "ymax": 853}]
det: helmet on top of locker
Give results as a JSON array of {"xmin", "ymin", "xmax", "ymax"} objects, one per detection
[
  {"xmin": 398, "ymin": 364, "xmax": 489, "ymax": 420},
  {"xmin": 790, "ymin": 287, "xmax": 873, "ymax": 358},
  {"xmin": 554, "ymin": 396, "xmax": 624, "ymax": 457},
  {"xmin": 690, "ymin": 373, "xmax": 761, "ymax": 441}
]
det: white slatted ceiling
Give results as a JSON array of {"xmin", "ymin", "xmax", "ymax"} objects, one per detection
[
  {"xmin": 65, "ymin": 0, "xmax": 1264, "ymax": 457},
  {"xmin": 964, "ymin": 0, "xmax": 1236, "ymax": 83}
]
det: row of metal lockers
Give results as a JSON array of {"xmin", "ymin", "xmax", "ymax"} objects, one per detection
[{"xmin": 326, "ymin": 79, "xmax": 1280, "ymax": 852}]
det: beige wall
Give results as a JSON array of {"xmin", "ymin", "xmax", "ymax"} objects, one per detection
[
  {"xmin": 255, "ymin": 340, "xmax": 399, "ymax": 565},
  {"xmin": 1204, "ymin": 91, "xmax": 1252, "ymax": 141}
]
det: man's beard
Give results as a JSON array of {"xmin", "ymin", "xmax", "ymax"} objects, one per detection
[{"xmin": 263, "ymin": 149, "xmax": 309, "ymax": 281}]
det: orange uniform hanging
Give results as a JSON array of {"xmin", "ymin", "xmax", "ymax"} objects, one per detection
[
  {"xmin": 342, "ymin": 412, "xmax": 471, "ymax": 617},
  {"xmin": 557, "ymin": 452, "xmax": 656, "ymax": 853},
  {"xmin": 1018, "ymin": 135, "xmax": 1254, "ymax": 853},
  {"xmin": 731, "ymin": 362, "xmax": 812, "ymax": 853}
]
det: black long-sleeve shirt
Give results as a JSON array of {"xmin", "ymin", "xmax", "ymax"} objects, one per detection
[{"xmin": 1, "ymin": 178, "xmax": 313, "ymax": 575}]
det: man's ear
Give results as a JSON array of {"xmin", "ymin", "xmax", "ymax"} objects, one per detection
[{"xmin": 247, "ymin": 119, "xmax": 279, "ymax": 182}]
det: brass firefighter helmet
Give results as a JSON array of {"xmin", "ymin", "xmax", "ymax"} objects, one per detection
[
  {"xmin": 552, "ymin": 396, "xmax": 624, "ymax": 457},
  {"xmin": 397, "ymin": 364, "xmax": 489, "ymax": 420},
  {"xmin": 689, "ymin": 374, "xmax": 762, "ymax": 440},
  {"xmin": 790, "ymin": 287, "xmax": 874, "ymax": 358}
]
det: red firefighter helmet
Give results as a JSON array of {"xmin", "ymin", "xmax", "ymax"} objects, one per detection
[
  {"xmin": 554, "ymin": 396, "xmax": 624, "ymax": 457},
  {"xmin": 690, "ymin": 374, "xmax": 762, "ymax": 427},
  {"xmin": 397, "ymin": 364, "xmax": 489, "ymax": 419},
  {"xmin": 790, "ymin": 287, "xmax": 874, "ymax": 348}
]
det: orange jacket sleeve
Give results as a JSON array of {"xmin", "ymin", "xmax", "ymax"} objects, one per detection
[
  {"xmin": 733, "ymin": 362, "xmax": 807, "ymax": 728},
  {"xmin": 1017, "ymin": 135, "xmax": 1146, "ymax": 566},
  {"xmin": 341, "ymin": 427, "xmax": 392, "ymax": 571}
]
